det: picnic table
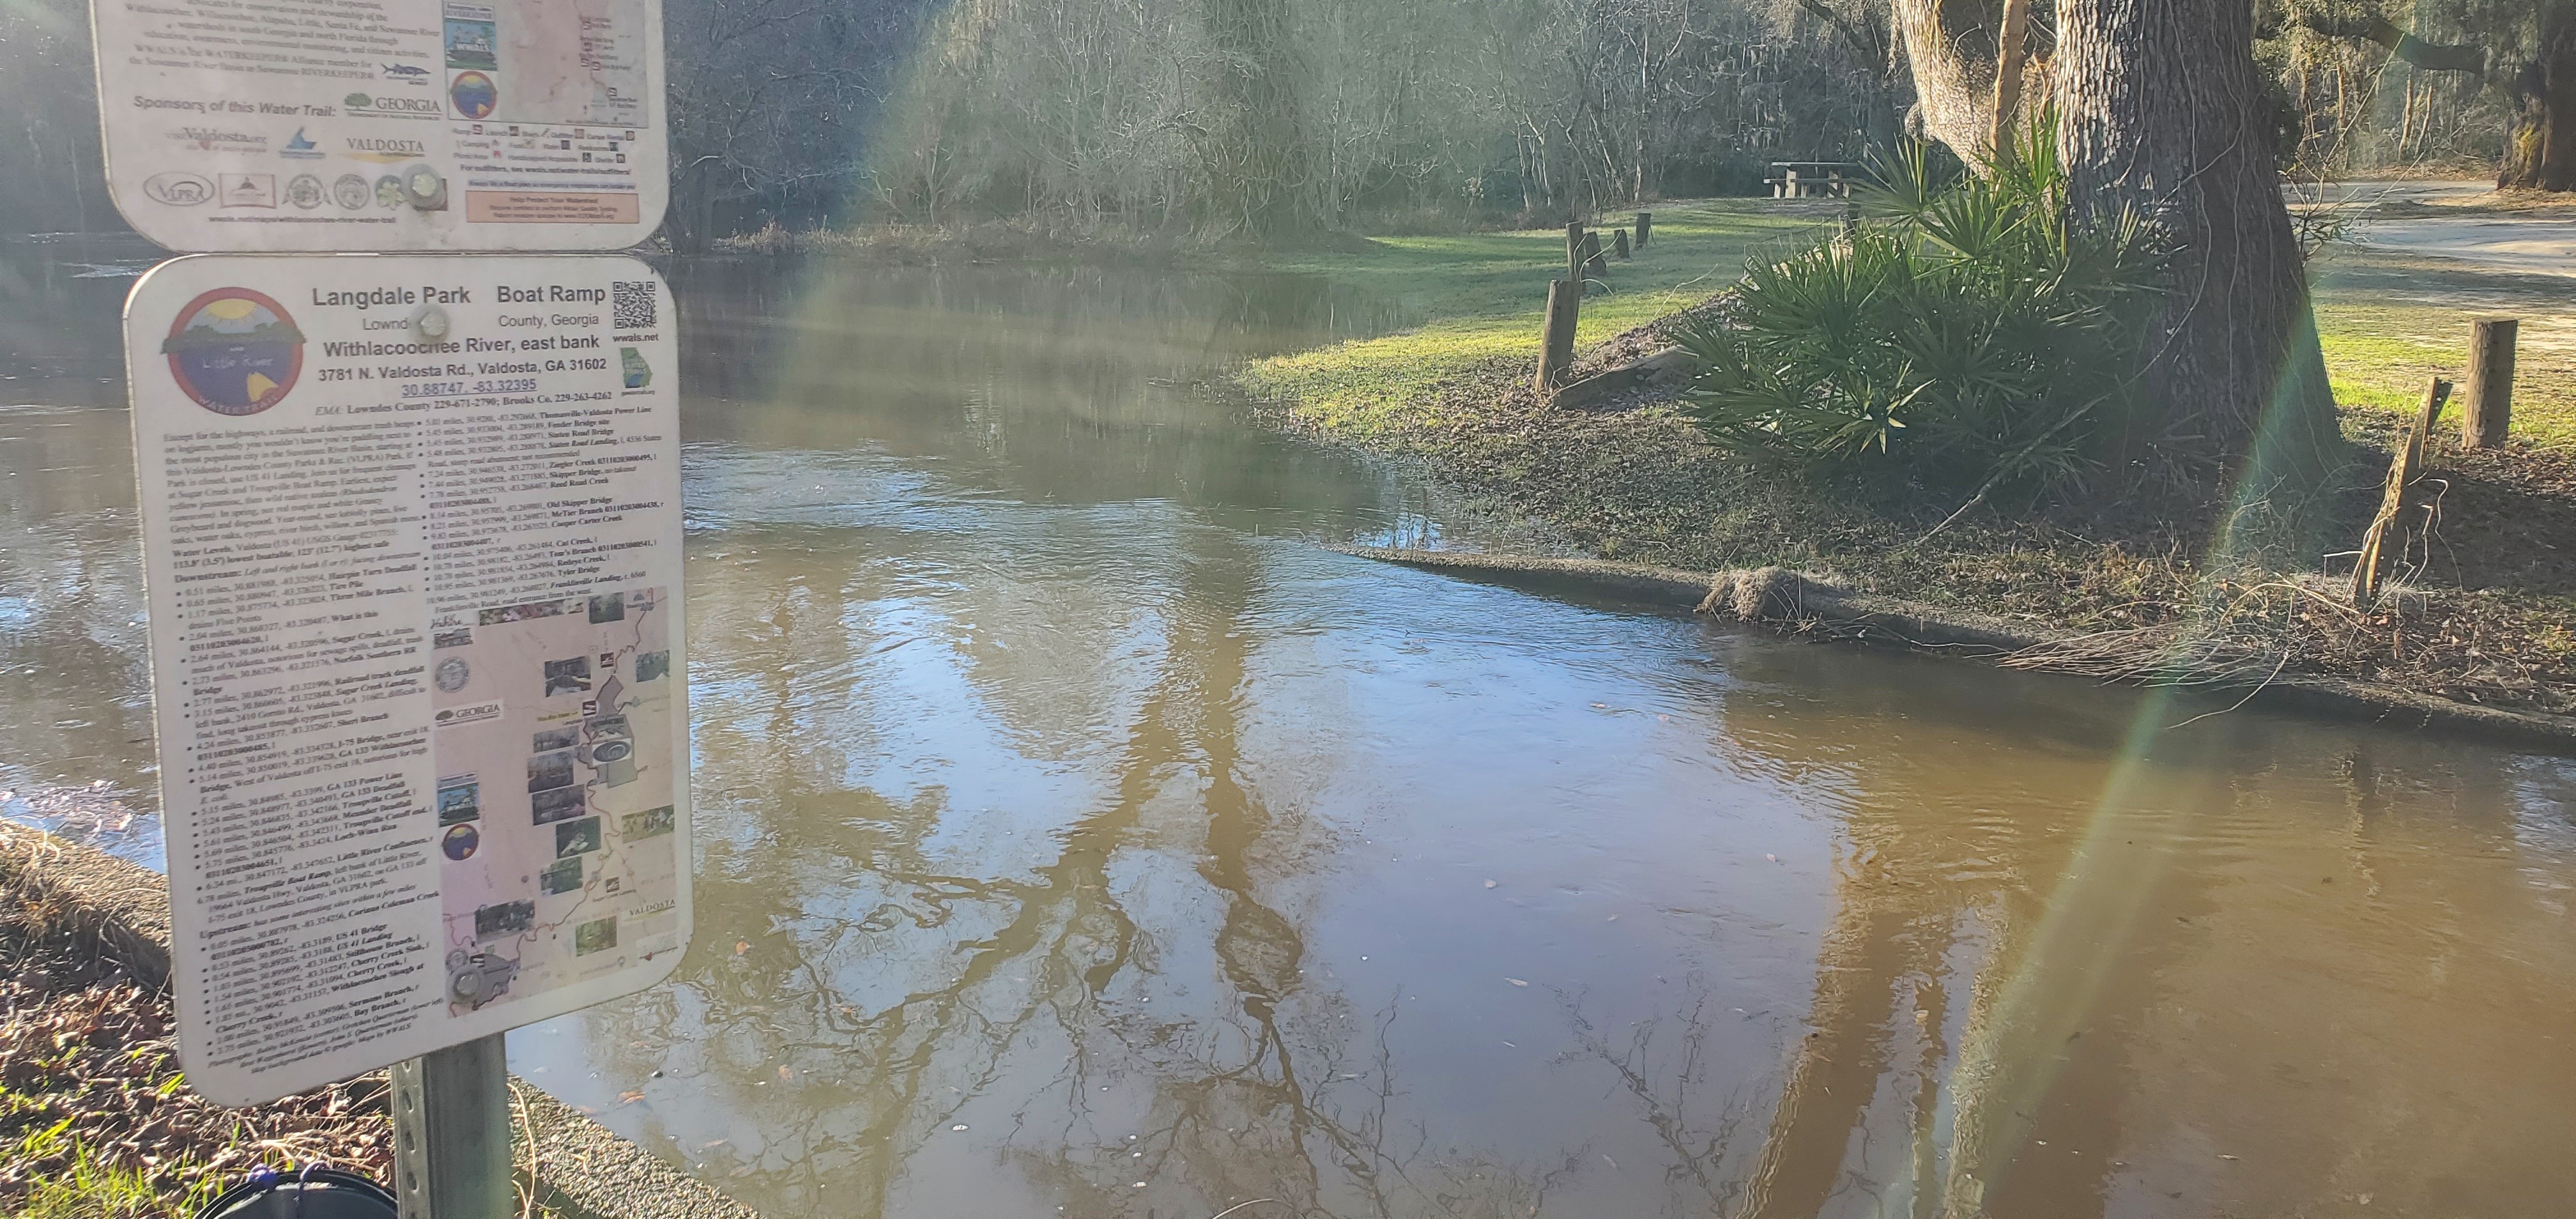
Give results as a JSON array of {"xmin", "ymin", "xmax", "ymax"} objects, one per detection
[{"xmin": 1767, "ymin": 161, "xmax": 1860, "ymax": 199}]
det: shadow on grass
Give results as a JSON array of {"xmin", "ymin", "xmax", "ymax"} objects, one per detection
[{"xmin": 2313, "ymin": 249, "xmax": 2576, "ymax": 311}]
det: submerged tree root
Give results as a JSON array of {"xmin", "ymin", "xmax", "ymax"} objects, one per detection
[{"xmin": 1342, "ymin": 547, "xmax": 2576, "ymax": 754}]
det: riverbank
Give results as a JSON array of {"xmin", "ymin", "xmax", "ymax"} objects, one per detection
[
  {"xmin": 0, "ymin": 823, "xmax": 757, "ymax": 1219},
  {"xmin": 1238, "ymin": 201, "xmax": 2576, "ymax": 730}
]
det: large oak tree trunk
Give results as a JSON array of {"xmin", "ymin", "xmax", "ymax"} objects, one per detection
[
  {"xmin": 1891, "ymin": 0, "xmax": 1991, "ymax": 155},
  {"xmin": 1890, "ymin": 0, "xmax": 2048, "ymax": 164},
  {"xmin": 2503, "ymin": 4, "xmax": 2576, "ymax": 192},
  {"xmin": 2055, "ymin": 0, "xmax": 2342, "ymax": 509}
]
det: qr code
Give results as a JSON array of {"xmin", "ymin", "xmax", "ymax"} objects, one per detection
[{"xmin": 611, "ymin": 280, "xmax": 657, "ymax": 330}]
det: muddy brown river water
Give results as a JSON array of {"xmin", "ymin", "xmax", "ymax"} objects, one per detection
[{"xmin": 4, "ymin": 248, "xmax": 2573, "ymax": 1218}]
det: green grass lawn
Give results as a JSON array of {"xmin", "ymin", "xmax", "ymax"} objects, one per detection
[
  {"xmin": 2310, "ymin": 247, "xmax": 2576, "ymax": 447},
  {"xmin": 1245, "ymin": 202, "xmax": 2573, "ymax": 451},
  {"xmin": 1240, "ymin": 200, "xmax": 1837, "ymax": 434}
]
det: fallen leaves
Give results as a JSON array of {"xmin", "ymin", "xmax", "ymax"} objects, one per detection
[{"xmin": 1, "ymin": 967, "xmax": 394, "ymax": 1203}]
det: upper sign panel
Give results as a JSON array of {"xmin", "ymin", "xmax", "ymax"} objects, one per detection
[{"xmin": 93, "ymin": 0, "xmax": 666, "ymax": 250}]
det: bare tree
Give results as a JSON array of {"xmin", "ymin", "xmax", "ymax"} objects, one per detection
[{"xmin": 663, "ymin": 0, "xmax": 919, "ymax": 248}]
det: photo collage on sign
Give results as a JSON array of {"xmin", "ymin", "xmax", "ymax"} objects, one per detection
[{"xmin": 431, "ymin": 586, "xmax": 679, "ymax": 1014}]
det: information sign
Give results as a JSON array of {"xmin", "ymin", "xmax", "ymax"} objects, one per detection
[
  {"xmin": 91, "ymin": 0, "xmax": 666, "ymax": 251},
  {"xmin": 128, "ymin": 254, "xmax": 690, "ymax": 1105}
]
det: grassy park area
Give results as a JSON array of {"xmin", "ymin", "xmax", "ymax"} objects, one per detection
[
  {"xmin": 2313, "ymin": 250, "xmax": 2576, "ymax": 447},
  {"xmin": 1240, "ymin": 201, "xmax": 1833, "ymax": 434},
  {"xmin": 1234, "ymin": 197, "xmax": 2576, "ymax": 721},
  {"xmin": 1246, "ymin": 199, "xmax": 2570, "ymax": 449}
]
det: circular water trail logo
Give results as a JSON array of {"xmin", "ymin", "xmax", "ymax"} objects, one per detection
[
  {"xmin": 450, "ymin": 71, "xmax": 498, "ymax": 119},
  {"xmin": 161, "ymin": 288, "xmax": 306, "ymax": 416}
]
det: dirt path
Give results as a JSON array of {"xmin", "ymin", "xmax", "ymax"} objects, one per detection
[{"xmin": 2299, "ymin": 180, "xmax": 2576, "ymax": 279}]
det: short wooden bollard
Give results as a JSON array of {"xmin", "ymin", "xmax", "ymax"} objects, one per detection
[
  {"xmin": 1581, "ymin": 231, "xmax": 1605, "ymax": 279},
  {"xmin": 2463, "ymin": 316, "xmax": 2517, "ymax": 448},
  {"xmin": 1634, "ymin": 211, "xmax": 1652, "ymax": 249},
  {"xmin": 1536, "ymin": 278, "xmax": 1579, "ymax": 390},
  {"xmin": 1565, "ymin": 222, "xmax": 1586, "ymax": 284},
  {"xmin": 1613, "ymin": 228, "xmax": 1631, "ymax": 259}
]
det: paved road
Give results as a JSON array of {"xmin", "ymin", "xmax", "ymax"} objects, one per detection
[{"xmin": 2294, "ymin": 180, "xmax": 2576, "ymax": 279}]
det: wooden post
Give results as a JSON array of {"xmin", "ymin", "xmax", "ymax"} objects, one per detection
[
  {"xmin": 1634, "ymin": 211, "xmax": 1652, "ymax": 248},
  {"xmin": 1613, "ymin": 227, "xmax": 1631, "ymax": 259},
  {"xmin": 2354, "ymin": 377, "xmax": 2451, "ymax": 602},
  {"xmin": 1565, "ymin": 222, "xmax": 1585, "ymax": 285},
  {"xmin": 1581, "ymin": 231, "xmax": 1605, "ymax": 279},
  {"xmin": 2462, "ymin": 316, "xmax": 2517, "ymax": 448},
  {"xmin": 1989, "ymin": 0, "xmax": 2034, "ymax": 162},
  {"xmin": 2406, "ymin": 373, "xmax": 2451, "ymax": 470},
  {"xmin": 1537, "ymin": 279, "xmax": 1579, "ymax": 391}
]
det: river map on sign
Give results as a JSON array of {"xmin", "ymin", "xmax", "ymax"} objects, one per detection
[
  {"xmin": 445, "ymin": 0, "xmax": 650, "ymax": 128},
  {"xmin": 431, "ymin": 585, "xmax": 680, "ymax": 1016}
]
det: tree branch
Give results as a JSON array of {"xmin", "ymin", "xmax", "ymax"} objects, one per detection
[
  {"xmin": 1795, "ymin": 0, "xmax": 1881, "ymax": 64},
  {"xmin": 2295, "ymin": 12, "xmax": 2484, "ymax": 75}
]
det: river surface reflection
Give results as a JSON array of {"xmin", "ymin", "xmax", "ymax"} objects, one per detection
[{"xmin": 4, "ymin": 250, "xmax": 2574, "ymax": 1218}]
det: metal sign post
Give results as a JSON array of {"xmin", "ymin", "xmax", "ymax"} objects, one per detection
[{"xmin": 392, "ymin": 1036, "xmax": 512, "ymax": 1219}]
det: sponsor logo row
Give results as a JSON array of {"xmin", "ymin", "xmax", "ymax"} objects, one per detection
[{"xmin": 143, "ymin": 171, "xmax": 426, "ymax": 211}]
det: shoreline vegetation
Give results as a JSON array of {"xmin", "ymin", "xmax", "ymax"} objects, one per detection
[{"xmin": 1223, "ymin": 195, "xmax": 2576, "ymax": 733}]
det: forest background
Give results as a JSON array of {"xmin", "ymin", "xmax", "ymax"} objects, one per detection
[{"xmin": 0, "ymin": 0, "xmax": 2563, "ymax": 249}]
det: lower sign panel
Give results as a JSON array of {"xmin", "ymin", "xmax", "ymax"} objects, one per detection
[{"xmin": 126, "ymin": 254, "xmax": 691, "ymax": 1105}]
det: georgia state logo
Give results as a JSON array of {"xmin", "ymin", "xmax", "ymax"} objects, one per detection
[{"xmin": 160, "ymin": 288, "xmax": 306, "ymax": 416}]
